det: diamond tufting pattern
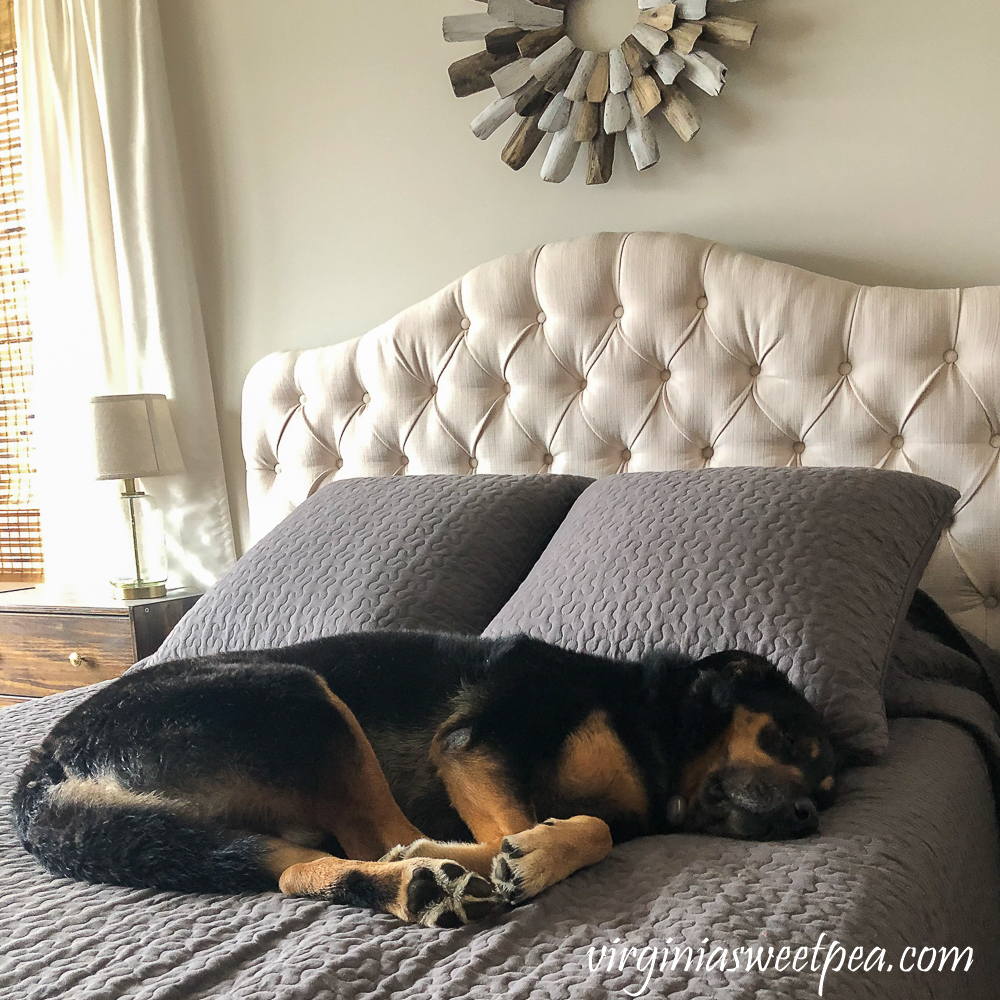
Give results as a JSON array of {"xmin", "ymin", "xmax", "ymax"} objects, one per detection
[{"xmin": 244, "ymin": 233, "xmax": 1000, "ymax": 647}]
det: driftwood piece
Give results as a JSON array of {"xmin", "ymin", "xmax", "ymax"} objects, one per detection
[
  {"xmin": 450, "ymin": 50, "xmax": 518, "ymax": 98},
  {"xmin": 586, "ymin": 52, "xmax": 610, "ymax": 102},
  {"xmin": 565, "ymin": 50, "xmax": 599, "ymax": 101},
  {"xmin": 630, "ymin": 72, "xmax": 663, "ymax": 116},
  {"xmin": 682, "ymin": 49, "xmax": 727, "ymax": 96},
  {"xmin": 652, "ymin": 49, "xmax": 685, "ymax": 85},
  {"xmin": 539, "ymin": 90, "xmax": 572, "ymax": 131},
  {"xmin": 544, "ymin": 49, "xmax": 582, "ymax": 93},
  {"xmin": 471, "ymin": 94, "xmax": 517, "ymax": 138},
  {"xmin": 492, "ymin": 58, "xmax": 535, "ymax": 97},
  {"xmin": 488, "ymin": 0, "xmax": 564, "ymax": 30},
  {"xmin": 674, "ymin": 0, "xmax": 707, "ymax": 18},
  {"xmin": 639, "ymin": 4, "xmax": 676, "ymax": 31},
  {"xmin": 668, "ymin": 22, "xmax": 703, "ymax": 55},
  {"xmin": 502, "ymin": 112, "xmax": 546, "ymax": 169},
  {"xmin": 604, "ymin": 90, "xmax": 630, "ymax": 133},
  {"xmin": 517, "ymin": 26, "xmax": 564, "ymax": 58},
  {"xmin": 587, "ymin": 127, "xmax": 615, "ymax": 184},
  {"xmin": 609, "ymin": 47, "xmax": 632, "ymax": 94},
  {"xmin": 660, "ymin": 84, "xmax": 701, "ymax": 141},
  {"xmin": 574, "ymin": 100, "xmax": 601, "ymax": 142},
  {"xmin": 443, "ymin": 14, "xmax": 510, "ymax": 43},
  {"xmin": 631, "ymin": 22, "xmax": 670, "ymax": 55},
  {"xmin": 530, "ymin": 36, "xmax": 576, "ymax": 81},
  {"xmin": 696, "ymin": 15, "xmax": 757, "ymax": 48},
  {"xmin": 541, "ymin": 103, "xmax": 584, "ymax": 182},
  {"xmin": 622, "ymin": 35, "xmax": 655, "ymax": 72},
  {"xmin": 626, "ymin": 90, "xmax": 660, "ymax": 170},
  {"xmin": 485, "ymin": 26, "xmax": 528, "ymax": 55},
  {"xmin": 515, "ymin": 75, "xmax": 552, "ymax": 115}
]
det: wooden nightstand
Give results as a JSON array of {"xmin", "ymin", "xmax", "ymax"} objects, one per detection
[{"xmin": 0, "ymin": 587, "xmax": 200, "ymax": 708}]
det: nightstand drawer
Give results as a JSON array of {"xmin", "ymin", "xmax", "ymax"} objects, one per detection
[{"xmin": 0, "ymin": 613, "xmax": 135, "ymax": 697}]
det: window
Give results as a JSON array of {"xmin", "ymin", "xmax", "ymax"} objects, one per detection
[{"xmin": 0, "ymin": 4, "xmax": 41, "ymax": 582}]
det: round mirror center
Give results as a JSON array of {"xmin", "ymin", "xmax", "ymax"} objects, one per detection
[{"xmin": 565, "ymin": 0, "xmax": 639, "ymax": 52}]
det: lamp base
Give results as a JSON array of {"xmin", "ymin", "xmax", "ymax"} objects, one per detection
[{"xmin": 112, "ymin": 580, "xmax": 167, "ymax": 601}]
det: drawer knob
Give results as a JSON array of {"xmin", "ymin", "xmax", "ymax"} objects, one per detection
[{"xmin": 68, "ymin": 652, "xmax": 85, "ymax": 667}]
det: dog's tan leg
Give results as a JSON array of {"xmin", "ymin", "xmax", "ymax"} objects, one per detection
[
  {"xmin": 265, "ymin": 837, "xmax": 502, "ymax": 927},
  {"xmin": 307, "ymin": 678, "xmax": 425, "ymax": 861},
  {"xmin": 385, "ymin": 731, "xmax": 613, "ymax": 903}
]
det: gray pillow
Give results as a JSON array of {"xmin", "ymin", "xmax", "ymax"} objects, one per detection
[
  {"xmin": 484, "ymin": 468, "xmax": 959, "ymax": 758},
  {"xmin": 144, "ymin": 474, "xmax": 592, "ymax": 666}
]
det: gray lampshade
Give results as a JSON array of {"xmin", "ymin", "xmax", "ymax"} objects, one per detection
[{"xmin": 90, "ymin": 394, "xmax": 185, "ymax": 480}]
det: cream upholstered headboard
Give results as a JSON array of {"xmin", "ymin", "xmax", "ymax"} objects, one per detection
[{"xmin": 242, "ymin": 232, "xmax": 1000, "ymax": 646}]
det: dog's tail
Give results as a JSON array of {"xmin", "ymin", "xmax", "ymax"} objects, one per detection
[{"xmin": 12, "ymin": 745, "xmax": 276, "ymax": 895}]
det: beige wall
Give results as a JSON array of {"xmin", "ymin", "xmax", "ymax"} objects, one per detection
[{"xmin": 157, "ymin": 0, "xmax": 1000, "ymax": 552}]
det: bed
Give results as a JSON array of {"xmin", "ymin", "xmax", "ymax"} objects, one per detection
[{"xmin": 2, "ymin": 231, "xmax": 999, "ymax": 999}]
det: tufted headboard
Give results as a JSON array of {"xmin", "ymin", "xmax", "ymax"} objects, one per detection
[{"xmin": 243, "ymin": 232, "xmax": 1000, "ymax": 646}]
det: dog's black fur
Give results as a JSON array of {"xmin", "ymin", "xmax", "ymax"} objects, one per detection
[{"xmin": 12, "ymin": 632, "xmax": 836, "ymax": 917}]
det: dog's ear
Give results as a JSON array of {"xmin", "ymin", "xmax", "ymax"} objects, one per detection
[
  {"xmin": 690, "ymin": 651, "xmax": 776, "ymax": 711},
  {"xmin": 689, "ymin": 661, "xmax": 737, "ymax": 714}
]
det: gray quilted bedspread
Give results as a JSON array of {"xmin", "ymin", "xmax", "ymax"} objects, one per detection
[{"xmin": 1, "ymin": 626, "xmax": 999, "ymax": 999}]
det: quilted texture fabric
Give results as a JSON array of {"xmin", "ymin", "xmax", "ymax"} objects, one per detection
[
  {"xmin": 242, "ymin": 233, "xmax": 1000, "ymax": 647},
  {"xmin": 485, "ymin": 468, "xmax": 959, "ymax": 757},
  {"xmin": 144, "ymin": 474, "xmax": 590, "ymax": 665},
  {"xmin": 1, "ymin": 689, "xmax": 998, "ymax": 1000}
]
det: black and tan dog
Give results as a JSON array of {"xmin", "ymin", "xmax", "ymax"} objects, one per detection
[{"xmin": 12, "ymin": 632, "xmax": 836, "ymax": 927}]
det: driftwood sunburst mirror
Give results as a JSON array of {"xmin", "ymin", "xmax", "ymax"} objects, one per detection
[{"xmin": 444, "ymin": 0, "xmax": 757, "ymax": 184}]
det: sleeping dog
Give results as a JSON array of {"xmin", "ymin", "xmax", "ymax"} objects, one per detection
[{"xmin": 12, "ymin": 632, "xmax": 837, "ymax": 928}]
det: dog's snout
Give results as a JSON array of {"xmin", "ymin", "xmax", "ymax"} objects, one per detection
[{"xmin": 790, "ymin": 797, "xmax": 818, "ymax": 835}]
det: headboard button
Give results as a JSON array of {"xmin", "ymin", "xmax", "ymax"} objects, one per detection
[
  {"xmin": 468, "ymin": 457, "xmax": 478, "ymax": 470},
  {"xmin": 614, "ymin": 306, "xmax": 624, "ymax": 319},
  {"xmin": 660, "ymin": 369, "xmax": 671, "ymax": 383},
  {"xmin": 749, "ymin": 364, "xmax": 762, "ymax": 377},
  {"xmin": 944, "ymin": 349, "xmax": 958, "ymax": 364},
  {"xmin": 542, "ymin": 453, "xmax": 554, "ymax": 465},
  {"xmin": 702, "ymin": 446, "xmax": 714, "ymax": 460},
  {"xmin": 299, "ymin": 394, "xmax": 307, "ymax": 405},
  {"xmin": 792, "ymin": 441, "xmax": 806, "ymax": 455},
  {"xmin": 460, "ymin": 318, "xmax": 471, "ymax": 330},
  {"xmin": 985, "ymin": 596, "xmax": 999, "ymax": 610},
  {"xmin": 336, "ymin": 459, "xmax": 344, "ymax": 470},
  {"xmin": 621, "ymin": 449, "xmax": 631, "ymax": 461},
  {"xmin": 362, "ymin": 393, "xmax": 371, "ymax": 405},
  {"xmin": 891, "ymin": 435, "xmax": 904, "ymax": 450},
  {"xmin": 696, "ymin": 296, "xmax": 708, "ymax": 309},
  {"xmin": 537, "ymin": 312, "xmax": 547, "ymax": 324},
  {"xmin": 838, "ymin": 361, "xmax": 853, "ymax": 376}
]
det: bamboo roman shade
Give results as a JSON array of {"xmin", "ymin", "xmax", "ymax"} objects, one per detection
[{"xmin": 0, "ymin": 7, "xmax": 41, "ymax": 581}]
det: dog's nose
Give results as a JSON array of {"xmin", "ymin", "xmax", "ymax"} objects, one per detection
[{"xmin": 790, "ymin": 797, "xmax": 818, "ymax": 835}]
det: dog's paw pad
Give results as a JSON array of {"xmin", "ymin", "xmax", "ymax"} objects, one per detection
[{"xmin": 404, "ymin": 861, "xmax": 506, "ymax": 927}]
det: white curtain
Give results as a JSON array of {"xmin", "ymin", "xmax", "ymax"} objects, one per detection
[{"xmin": 14, "ymin": 0, "xmax": 235, "ymax": 589}]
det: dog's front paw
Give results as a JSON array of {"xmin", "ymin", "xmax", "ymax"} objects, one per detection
[
  {"xmin": 490, "ymin": 816, "xmax": 613, "ymax": 905},
  {"xmin": 380, "ymin": 839, "xmax": 438, "ymax": 863}
]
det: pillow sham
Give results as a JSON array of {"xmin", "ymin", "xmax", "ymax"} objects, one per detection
[
  {"xmin": 483, "ymin": 467, "xmax": 960, "ymax": 757},
  {"xmin": 143, "ymin": 473, "xmax": 592, "ymax": 666}
]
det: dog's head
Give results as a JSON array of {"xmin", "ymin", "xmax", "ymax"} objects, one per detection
[{"xmin": 677, "ymin": 650, "xmax": 837, "ymax": 840}]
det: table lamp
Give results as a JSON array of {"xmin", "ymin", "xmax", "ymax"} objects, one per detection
[{"xmin": 90, "ymin": 394, "xmax": 184, "ymax": 600}]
